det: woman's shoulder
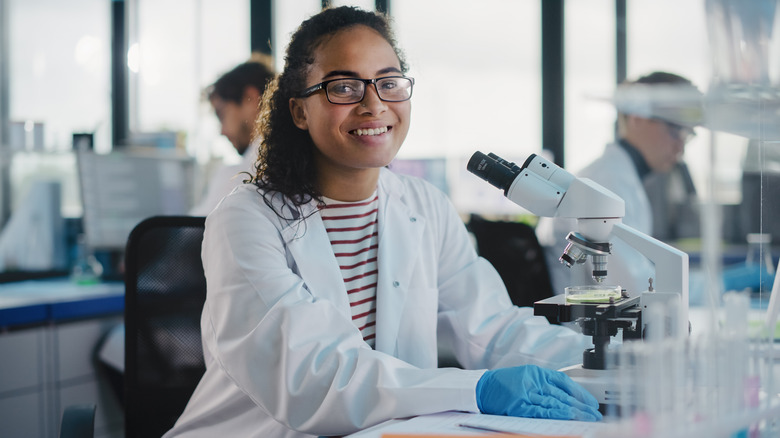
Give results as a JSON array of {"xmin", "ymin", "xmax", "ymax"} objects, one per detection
[
  {"xmin": 381, "ymin": 168, "xmax": 451, "ymax": 206},
  {"xmin": 209, "ymin": 183, "xmax": 286, "ymax": 226}
]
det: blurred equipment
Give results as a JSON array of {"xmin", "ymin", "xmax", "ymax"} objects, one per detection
[
  {"xmin": 739, "ymin": 140, "xmax": 780, "ymax": 244},
  {"xmin": 611, "ymin": 81, "xmax": 704, "ymax": 128},
  {"xmin": 124, "ymin": 216, "xmax": 206, "ymax": 438},
  {"xmin": 0, "ymin": 180, "xmax": 66, "ymax": 272},
  {"xmin": 467, "ymin": 151, "xmax": 689, "ymax": 406},
  {"xmin": 77, "ymin": 147, "xmax": 196, "ymax": 252},
  {"xmin": 704, "ymin": 0, "xmax": 780, "ymax": 140}
]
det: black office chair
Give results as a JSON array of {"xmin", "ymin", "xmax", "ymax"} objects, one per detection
[
  {"xmin": 467, "ymin": 214, "xmax": 554, "ymax": 308},
  {"xmin": 124, "ymin": 216, "xmax": 207, "ymax": 438}
]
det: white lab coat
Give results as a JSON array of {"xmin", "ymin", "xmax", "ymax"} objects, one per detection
[
  {"xmin": 190, "ymin": 142, "xmax": 260, "ymax": 216},
  {"xmin": 537, "ymin": 143, "xmax": 655, "ymax": 295},
  {"xmin": 164, "ymin": 168, "xmax": 589, "ymax": 438}
]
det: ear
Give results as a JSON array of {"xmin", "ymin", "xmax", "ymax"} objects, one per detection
[
  {"xmin": 243, "ymin": 86, "xmax": 261, "ymax": 102},
  {"xmin": 289, "ymin": 98, "xmax": 309, "ymax": 130}
]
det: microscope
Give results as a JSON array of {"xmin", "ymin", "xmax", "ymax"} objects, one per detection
[{"xmin": 467, "ymin": 151, "xmax": 689, "ymax": 408}]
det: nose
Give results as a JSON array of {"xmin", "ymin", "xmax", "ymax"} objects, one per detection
[{"xmin": 358, "ymin": 84, "xmax": 387, "ymax": 114}]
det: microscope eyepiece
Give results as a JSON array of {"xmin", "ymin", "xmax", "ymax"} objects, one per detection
[{"xmin": 467, "ymin": 151, "xmax": 523, "ymax": 193}]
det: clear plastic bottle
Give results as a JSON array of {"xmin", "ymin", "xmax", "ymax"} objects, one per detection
[{"xmin": 71, "ymin": 234, "xmax": 103, "ymax": 285}]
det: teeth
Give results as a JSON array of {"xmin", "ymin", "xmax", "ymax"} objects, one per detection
[{"xmin": 353, "ymin": 126, "xmax": 388, "ymax": 136}]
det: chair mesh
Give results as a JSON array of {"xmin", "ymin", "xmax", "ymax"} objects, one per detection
[
  {"xmin": 124, "ymin": 216, "xmax": 207, "ymax": 438},
  {"xmin": 468, "ymin": 214, "xmax": 555, "ymax": 307}
]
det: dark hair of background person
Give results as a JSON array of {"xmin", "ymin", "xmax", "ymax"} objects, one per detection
[
  {"xmin": 633, "ymin": 71, "xmax": 693, "ymax": 87},
  {"xmin": 206, "ymin": 56, "xmax": 275, "ymax": 104},
  {"xmin": 251, "ymin": 6, "xmax": 408, "ymax": 219}
]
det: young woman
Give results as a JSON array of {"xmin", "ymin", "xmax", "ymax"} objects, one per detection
[{"xmin": 164, "ymin": 6, "xmax": 600, "ymax": 438}]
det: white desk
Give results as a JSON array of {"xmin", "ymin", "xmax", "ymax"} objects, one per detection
[{"xmin": 347, "ymin": 411, "xmax": 606, "ymax": 437}]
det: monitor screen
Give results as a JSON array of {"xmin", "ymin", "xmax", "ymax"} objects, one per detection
[
  {"xmin": 387, "ymin": 158, "xmax": 449, "ymax": 195},
  {"xmin": 77, "ymin": 148, "xmax": 196, "ymax": 250}
]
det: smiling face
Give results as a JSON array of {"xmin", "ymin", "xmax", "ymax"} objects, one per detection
[{"xmin": 289, "ymin": 25, "xmax": 411, "ymax": 199}]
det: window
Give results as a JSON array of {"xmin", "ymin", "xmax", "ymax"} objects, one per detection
[
  {"xmin": 392, "ymin": 0, "xmax": 541, "ymax": 215},
  {"xmin": 564, "ymin": 0, "xmax": 615, "ymax": 174},
  {"xmin": 7, "ymin": 0, "xmax": 111, "ymax": 217},
  {"xmin": 128, "ymin": 0, "xmax": 250, "ymax": 162},
  {"xmin": 9, "ymin": 0, "xmax": 111, "ymax": 152},
  {"xmin": 272, "ymin": 0, "xmax": 320, "ymax": 70}
]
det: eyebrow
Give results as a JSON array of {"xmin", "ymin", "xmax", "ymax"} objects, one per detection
[{"xmin": 321, "ymin": 67, "xmax": 402, "ymax": 80}]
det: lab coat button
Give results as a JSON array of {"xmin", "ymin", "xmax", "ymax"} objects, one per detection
[
  {"xmin": 409, "ymin": 217, "xmax": 416, "ymax": 222},
  {"xmin": 392, "ymin": 281, "xmax": 400, "ymax": 287}
]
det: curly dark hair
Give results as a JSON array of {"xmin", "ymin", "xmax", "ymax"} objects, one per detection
[{"xmin": 251, "ymin": 6, "xmax": 408, "ymax": 219}]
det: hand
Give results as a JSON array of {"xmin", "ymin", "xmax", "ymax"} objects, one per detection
[{"xmin": 476, "ymin": 365, "xmax": 602, "ymax": 421}]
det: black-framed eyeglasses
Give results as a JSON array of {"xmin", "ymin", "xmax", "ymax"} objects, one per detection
[
  {"xmin": 297, "ymin": 76, "xmax": 415, "ymax": 105},
  {"xmin": 662, "ymin": 121, "xmax": 696, "ymax": 143}
]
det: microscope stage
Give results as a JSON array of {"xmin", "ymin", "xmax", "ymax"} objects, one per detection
[{"xmin": 533, "ymin": 294, "xmax": 641, "ymax": 325}]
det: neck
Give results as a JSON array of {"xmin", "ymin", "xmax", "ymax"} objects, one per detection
[
  {"xmin": 318, "ymin": 167, "xmax": 380, "ymax": 202},
  {"xmin": 618, "ymin": 138, "xmax": 652, "ymax": 180}
]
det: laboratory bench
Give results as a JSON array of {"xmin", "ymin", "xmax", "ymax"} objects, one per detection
[
  {"xmin": 0, "ymin": 278, "xmax": 125, "ymax": 438},
  {"xmin": 0, "ymin": 277, "xmax": 777, "ymax": 438}
]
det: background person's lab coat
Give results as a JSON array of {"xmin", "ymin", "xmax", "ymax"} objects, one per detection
[
  {"xmin": 190, "ymin": 141, "xmax": 260, "ymax": 216},
  {"xmin": 537, "ymin": 142, "xmax": 655, "ymax": 296},
  {"xmin": 165, "ymin": 168, "xmax": 590, "ymax": 438}
]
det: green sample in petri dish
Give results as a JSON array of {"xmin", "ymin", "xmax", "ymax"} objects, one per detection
[{"xmin": 564, "ymin": 285, "xmax": 622, "ymax": 303}]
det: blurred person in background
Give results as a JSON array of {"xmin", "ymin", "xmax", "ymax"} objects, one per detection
[{"xmin": 191, "ymin": 55, "xmax": 275, "ymax": 215}]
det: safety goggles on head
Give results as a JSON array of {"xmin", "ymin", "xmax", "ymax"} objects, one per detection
[{"xmin": 298, "ymin": 76, "xmax": 415, "ymax": 105}]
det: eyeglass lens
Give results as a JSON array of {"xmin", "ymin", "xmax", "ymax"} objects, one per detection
[{"xmin": 325, "ymin": 77, "xmax": 413, "ymax": 104}]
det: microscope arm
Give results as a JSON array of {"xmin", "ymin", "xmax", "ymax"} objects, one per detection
[{"xmin": 611, "ymin": 222, "xmax": 689, "ymax": 337}]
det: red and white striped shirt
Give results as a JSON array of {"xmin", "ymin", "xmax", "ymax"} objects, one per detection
[{"xmin": 320, "ymin": 193, "xmax": 379, "ymax": 347}]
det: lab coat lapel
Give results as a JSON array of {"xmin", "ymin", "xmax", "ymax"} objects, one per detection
[
  {"xmin": 281, "ymin": 204, "xmax": 351, "ymax": 318},
  {"xmin": 374, "ymin": 173, "xmax": 425, "ymax": 355}
]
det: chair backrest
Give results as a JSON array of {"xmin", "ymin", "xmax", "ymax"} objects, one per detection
[
  {"xmin": 124, "ymin": 216, "xmax": 207, "ymax": 438},
  {"xmin": 467, "ymin": 214, "xmax": 554, "ymax": 308}
]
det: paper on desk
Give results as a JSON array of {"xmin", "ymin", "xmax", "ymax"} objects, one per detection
[
  {"xmin": 458, "ymin": 414, "xmax": 603, "ymax": 437},
  {"xmin": 347, "ymin": 411, "xmax": 604, "ymax": 438}
]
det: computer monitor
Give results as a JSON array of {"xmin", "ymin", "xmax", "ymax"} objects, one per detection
[
  {"xmin": 77, "ymin": 147, "xmax": 196, "ymax": 250},
  {"xmin": 387, "ymin": 157, "xmax": 449, "ymax": 195}
]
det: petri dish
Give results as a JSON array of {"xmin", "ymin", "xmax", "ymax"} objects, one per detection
[{"xmin": 565, "ymin": 285, "xmax": 622, "ymax": 304}]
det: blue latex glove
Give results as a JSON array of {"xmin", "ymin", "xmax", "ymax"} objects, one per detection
[{"xmin": 476, "ymin": 365, "xmax": 602, "ymax": 421}]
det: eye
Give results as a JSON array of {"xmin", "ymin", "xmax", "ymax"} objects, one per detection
[
  {"xmin": 379, "ymin": 79, "xmax": 399, "ymax": 90},
  {"xmin": 328, "ymin": 80, "xmax": 361, "ymax": 96}
]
